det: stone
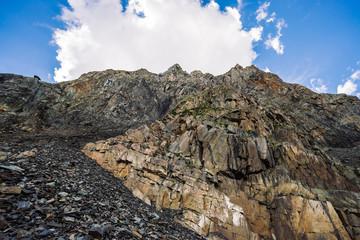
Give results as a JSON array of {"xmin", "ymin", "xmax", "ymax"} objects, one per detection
[
  {"xmin": 58, "ymin": 192, "xmax": 69, "ymax": 197},
  {"xmin": 132, "ymin": 230, "xmax": 142, "ymax": 238},
  {"xmin": 89, "ymin": 226, "xmax": 105, "ymax": 239},
  {"xmin": 17, "ymin": 201, "xmax": 32, "ymax": 211},
  {"xmin": 39, "ymin": 229, "xmax": 55, "ymax": 237},
  {"xmin": 272, "ymin": 196, "xmax": 350, "ymax": 239},
  {"xmin": 0, "ymin": 186, "xmax": 22, "ymax": 194},
  {"xmin": 0, "ymin": 151, "xmax": 11, "ymax": 161},
  {"xmin": 0, "ymin": 215, "xmax": 7, "ymax": 229},
  {"xmin": 0, "ymin": 165, "xmax": 24, "ymax": 172},
  {"xmin": 46, "ymin": 222, "xmax": 63, "ymax": 228},
  {"xmin": 63, "ymin": 216, "xmax": 75, "ymax": 222},
  {"xmin": 16, "ymin": 149, "xmax": 37, "ymax": 158}
]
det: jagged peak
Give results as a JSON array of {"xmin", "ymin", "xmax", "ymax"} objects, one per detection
[
  {"xmin": 232, "ymin": 63, "xmax": 244, "ymax": 71},
  {"xmin": 225, "ymin": 64, "xmax": 244, "ymax": 75},
  {"xmin": 163, "ymin": 64, "xmax": 189, "ymax": 75},
  {"xmin": 244, "ymin": 64, "xmax": 262, "ymax": 72},
  {"xmin": 190, "ymin": 70, "xmax": 203, "ymax": 76},
  {"xmin": 167, "ymin": 63, "xmax": 183, "ymax": 71},
  {"xmin": 227, "ymin": 64, "xmax": 263, "ymax": 75}
]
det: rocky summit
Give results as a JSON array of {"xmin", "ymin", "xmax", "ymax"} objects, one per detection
[{"xmin": 0, "ymin": 64, "xmax": 359, "ymax": 240}]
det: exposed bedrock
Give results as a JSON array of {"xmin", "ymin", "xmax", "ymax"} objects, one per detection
[
  {"xmin": 83, "ymin": 84, "xmax": 360, "ymax": 239},
  {"xmin": 1, "ymin": 64, "xmax": 359, "ymax": 239}
]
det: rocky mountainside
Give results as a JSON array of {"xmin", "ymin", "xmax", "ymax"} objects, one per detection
[
  {"xmin": 0, "ymin": 136, "xmax": 204, "ymax": 239},
  {"xmin": 1, "ymin": 64, "xmax": 229, "ymax": 137},
  {"xmin": 1, "ymin": 65, "xmax": 360, "ymax": 239}
]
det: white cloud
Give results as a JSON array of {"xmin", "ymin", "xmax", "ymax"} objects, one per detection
[
  {"xmin": 256, "ymin": 2, "xmax": 270, "ymax": 22},
  {"xmin": 350, "ymin": 70, "xmax": 360, "ymax": 80},
  {"xmin": 266, "ymin": 12, "xmax": 276, "ymax": 23},
  {"xmin": 249, "ymin": 26, "xmax": 263, "ymax": 41},
  {"xmin": 263, "ymin": 67, "xmax": 270, "ymax": 72},
  {"xmin": 52, "ymin": 0, "xmax": 265, "ymax": 82},
  {"xmin": 275, "ymin": 18, "xmax": 287, "ymax": 34},
  {"xmin": 265, "ymin": 35, "xmax": 284, "ymax": 54},
  {"xmin": 283, "ymin": 63, "xmax": 319, "ymax": 85},
  {"xmin": 264, "ymin": 18, "xmax": 286, "ymax": 54},
  {"xmin": 310, "ymin": 78, "xmax": 327, "ymax": 93},
  {"xmin": 337, "ymin": 64, "xmax": 360, "ymax": 96},
  {"xmin": 237, "ymin": 0, "xmax": 243, "ymax": 10},
  {"xmin": 337, "ymin": 80, "xmax": 357, "ymax": 95}
]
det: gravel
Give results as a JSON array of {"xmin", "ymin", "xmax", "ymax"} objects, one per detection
[{"xmin": 0, "ymin": 135, "xmax": 205, "ymax": 240}]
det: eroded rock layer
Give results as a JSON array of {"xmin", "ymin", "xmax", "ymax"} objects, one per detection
[{"xmin": 82, "ymin": 68, "xmax": 360, "ymax": 239}]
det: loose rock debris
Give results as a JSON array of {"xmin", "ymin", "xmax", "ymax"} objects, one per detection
[{"xmin": 0, "ymin": 136, "xmax": 204, "ymax": 240}]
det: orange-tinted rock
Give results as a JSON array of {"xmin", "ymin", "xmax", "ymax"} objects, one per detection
[
  {"xmin": 83, "ymin": 111, "xmax": 359, "ymax": 239},
  {"xmin": 80, "ymin": 67, "xmax": 359, "ymax": 240}
]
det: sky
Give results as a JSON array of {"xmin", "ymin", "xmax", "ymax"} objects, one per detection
[{"xmin": 0, "ymin": 0, "xmax": 359, "ymax": 97}]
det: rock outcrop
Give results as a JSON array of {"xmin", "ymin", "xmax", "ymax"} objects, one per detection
[
  {"xmin": 1, "ymin": 65, "xmax": 360, "ymax": 239},
  {"xmin": 82, "ymin": 67, "xmax": 360, "ymax": 239},
  {"xmin": 1, "ymin": 64, "xmax": 241, "ymax": 137}
]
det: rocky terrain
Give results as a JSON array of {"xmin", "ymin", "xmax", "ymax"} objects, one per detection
[
  {"xmin": 1, "ymin": 65, "xmax": 359, "ymax": 239},
  {"xmin": 1, "ymin": 64, "xmax": 218, "ymax": 137},
  {"xmin": 0, "ymin": 135, "xmax": 204, "ymax": 239}
]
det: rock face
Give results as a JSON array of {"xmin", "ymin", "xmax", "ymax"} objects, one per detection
[
  {"xmin": 1, "ymin": 64, "xmax": 240, "ymax": 136},
  {"xmin": 1, "ymin": 65, "xmax": 360, "ymax": 239},
  {"xmin": 82, "ymin": 67, "xmax": 360, "ymax": 239}
]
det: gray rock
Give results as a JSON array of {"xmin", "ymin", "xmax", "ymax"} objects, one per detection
[
  {"xmin": 89, "ymin": 226, "xmax": 105, "ymax": 239},
  {"xmin": 17, "ymin": 201, "xmax": 32, "ymax": 210},
  {"xmin": 0, "ymin": 165, "xmax": 24, "ymax": 172}
]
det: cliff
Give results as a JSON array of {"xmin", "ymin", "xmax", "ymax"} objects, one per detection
[{"xmin": 1, "ymin": 65, "xmax": 359, "ymax": 239}]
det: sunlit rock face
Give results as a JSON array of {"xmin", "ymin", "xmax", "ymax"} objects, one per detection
[
  {"xmin": 1, "ymin": 65, "xmax": 360, "ymax": 239},
  {"xmin": 82, "ymin": 66, "xmax": 360, "ymax": 240}
]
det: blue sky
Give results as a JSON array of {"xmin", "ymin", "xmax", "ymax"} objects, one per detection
[{"xmin": 0, "ymin": 0, "xmax": 359, "ymax": 96}]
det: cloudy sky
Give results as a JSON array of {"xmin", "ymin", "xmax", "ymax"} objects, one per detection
[{"xmin": 0, "ymin": 0, "xmax": 359, "ymax": 97}]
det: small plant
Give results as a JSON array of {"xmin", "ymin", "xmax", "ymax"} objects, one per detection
[
  {"xmin": 268, "ymin": 138, "xmax": 282, "ymax": 148},
  {"xmin": 185, "ymin": 159, "xmax": 196, "ymax": 168},
  {"xmin": 295, "ymin": 127, "xmax": 304, "ymax": 135},
  {"xmin": 214, "ymin": 121, "xmax": 229, "ymax": 127},
  {"xmin": 170, "ymin": 87, "xmax": 232, "ymax": 120}
]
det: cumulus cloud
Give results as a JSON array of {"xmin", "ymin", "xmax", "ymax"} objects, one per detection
[
  {"xmin": 310, "ymin": 78, "xmax": 327, "ymax": 93},
  {"xmin": 337, "ymin": 80, "xmax": 357, "ymax": 95},
  {"xmin": 52, "ymin": 0, "xmax": 265, "ymax": 82},
  {"xmin": 265, "ymin": 18, "xmax": 286, "ymax": 54},
  {"xmin": 256, "ymin": 2, "xmax": 270, "ymax": 22},
  {"xmin": 337, "ymin": 66, "xmax": 360, "ymax": 96},
  {"xmin": 264, "ymin": 35, "xmax": 284, "ymax": 54}
]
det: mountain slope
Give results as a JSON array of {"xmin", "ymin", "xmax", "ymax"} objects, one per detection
[{"xmin": 1, "ymin": 65, "xmax": 359, "ymax": 239}]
